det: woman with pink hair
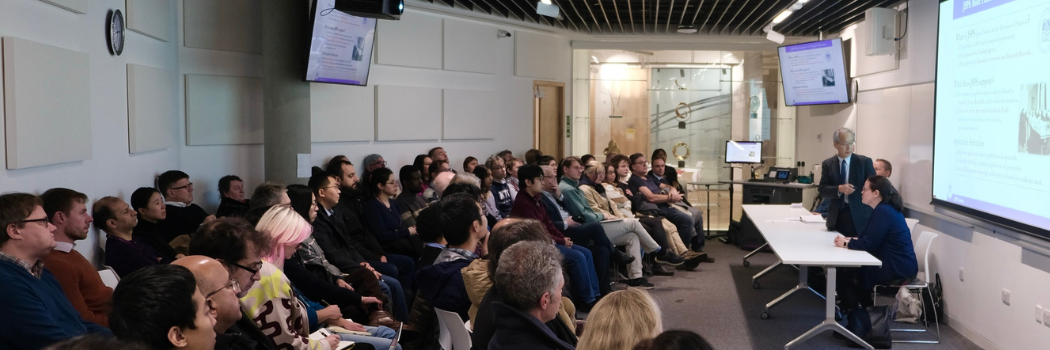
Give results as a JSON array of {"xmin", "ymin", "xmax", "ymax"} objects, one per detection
[{"xmin": 241, "ymin": 205, "xmax": 401, "ymax": 350}]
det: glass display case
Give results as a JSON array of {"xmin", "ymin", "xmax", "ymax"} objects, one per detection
[{"xmin": 649, "ymin": 67, "xmax": 733, "ymax": 183}]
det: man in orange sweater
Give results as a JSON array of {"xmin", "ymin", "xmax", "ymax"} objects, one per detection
[{"xmin": 40, "ymin": 188, "xmax": 112, "ymax": 328}]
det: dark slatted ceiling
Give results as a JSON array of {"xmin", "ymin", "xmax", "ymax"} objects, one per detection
[{"xmin": 421, "ymin": 0, "xmax": 904, "ymax": 36}]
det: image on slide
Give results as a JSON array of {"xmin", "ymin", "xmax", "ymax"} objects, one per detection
[
  {"xmin": 822, "ymin": 69, "xmax": 836, "ymax": 87},
  {"xmin": 1018, "ymin": 83, "xmax": 1050, "ymax": 155},
  {"xmin": 352, "ymin": 37, "xmax": 365, "ymax": 61}
]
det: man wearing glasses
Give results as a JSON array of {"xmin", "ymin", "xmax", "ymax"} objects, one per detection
[
  {"xmin": 189, "ymin": 218, "xmax": 273, "ymax": 350},
  {"xmin": 157, "ymin": 170, "xmax": 216, "ymax": 245},
  {"xmin": 174, "ymin": 255, "xmax": 264, "ymax": 350},
  {"xmin": 0, "ymin": 193, "xmax": 110, "ymax": 350},
  {"xmin": 818, "ymin": 128, "xmax": 877, "ymax": 237}
]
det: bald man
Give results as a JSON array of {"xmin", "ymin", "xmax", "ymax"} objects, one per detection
[
  {"xmin": 422, "ymin": 172, "xmax": 457, "ymax": 203},
  {"xmin": 173, "ymin": 256, "xmax": 274, "ymax": 350}
]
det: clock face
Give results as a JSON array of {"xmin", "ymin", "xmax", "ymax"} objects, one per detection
[
  {"xmin": 749, "ymin": 96, "xmax": 761, "ymax": 112},
  {"xmin": 108, "ymin": 10, "xmax": 125, "ymax": 56}
]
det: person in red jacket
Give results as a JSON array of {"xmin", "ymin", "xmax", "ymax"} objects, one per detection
[{"xmin": 40, "ymin": 188, "xmax": 112, "ymax": 328}]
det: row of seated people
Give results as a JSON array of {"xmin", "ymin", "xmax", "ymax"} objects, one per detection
[{"xmin": 1, "ymin": 146, "xmax": 717, "ymax": 350}]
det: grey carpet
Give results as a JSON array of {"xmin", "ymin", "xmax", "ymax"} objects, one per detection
[{"xmin": 631, "ymin": 238, "xmax": 984, "ymax": 349}]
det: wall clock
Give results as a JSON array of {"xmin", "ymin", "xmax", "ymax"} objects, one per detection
[{"xmin": 107, "ymin": 9, "xmax": 125, "ymax": 56}]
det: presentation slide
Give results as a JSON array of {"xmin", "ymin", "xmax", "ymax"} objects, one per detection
[
  {"xmin": 726, "ymin": 141, "xmax": 762, "ymax": 163},
  {"xmin": 934, "ymin": 0, "xmax": 1050, "ymax": 233},
  {"xmin": 306, "ymin": 0, "xmax": 376, "ymax": 85},
  {"xmin": 778, "ymin": 39, "xmax": 850, "ymax": 106}
]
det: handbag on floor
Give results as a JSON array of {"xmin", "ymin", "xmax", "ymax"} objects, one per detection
[
  {"xmin": 922, "ymin": 273, "xmax": 945, "ymax": 323},
  {"xmin": 894, "ymin": 286, "xmax": 922, "ymax": 323},
  {"xmin": 847, "ymin": 305, "xmax": 893, "ymax": 349}
]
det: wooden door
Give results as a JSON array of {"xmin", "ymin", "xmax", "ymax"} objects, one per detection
[{"xmin": 534, "ymin": 81, "xmax": 564, "ymax": 157}]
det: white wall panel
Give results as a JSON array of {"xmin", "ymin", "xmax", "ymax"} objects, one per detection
[
  {"xmin": 185, "ymin": 74, "xmax": 263, "ymax": 145},
  {"xmin": 311, "ymin": 83, "xmax": 375, "ymax": 142},
  {"xmin": 443, "ymin": 89, "xmax": 495, "ymax": 140},
  {"xmin": 3, "ymin": 37, "xmax": 91, "ymax": 169},
  {"xmin": 375, "ymin": 85, "xmax": 440, "ymax": 141},
  {"xmin": 514, "ymin": 31, "xmax": 566, "ymax": 80},
  {"xmin": 182, "ymin": 0, "xmax": 262, "ymax": 53},
  {"xmin": 375, "ymin": 12, "xmax": 441, "ymax": 69},
  {"xmin": 442, "ymin": 19, "xmax": 496, "ymax": 74},
  {"xmin": 38, "ymin": 0, "xmax": 87, "ymax": 13},
  {"xmin": 127, "ymin": 0, "xmax": 173, "ymax": 41},
  {"xmin": 127, "ymin": 64, "xmax": 176, "ymax": 153}
]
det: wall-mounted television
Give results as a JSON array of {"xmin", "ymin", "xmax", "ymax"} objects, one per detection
[
  {"xmin": 725, "ymin": 141, "xmax": 763, "ymax": 164},
  {"xmin": 777, "ymin": 38, "xmax": 850, "ymax": 106},
  {"xmin": 305, "ymin": 0, "xmax": 377, "ymax": 86}
]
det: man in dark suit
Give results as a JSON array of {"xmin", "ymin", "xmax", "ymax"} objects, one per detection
[{"xmin": 819, "ymin": 128, "xmax": 877, "ymax": 237}]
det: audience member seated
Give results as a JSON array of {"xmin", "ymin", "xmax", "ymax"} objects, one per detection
[
  {"xmin": 395, "ymin": 165, "xmax": 427, "ymax": 229},
  {"xmin": 469, "ymin": 219, "xmax": 579, "ymax": 350},
  {"xmin": 473, "ymin": 165, "xmax": 502, "ymax": 224},
  {"xmin": 489, "ymin": 241, "xmax": 574, "ymax": 350},
  {"xmin": 524, "ymin": 149, "xmax": 543, "ymax": 165},
  {"xmin": 833, "ymin": 175, "xmax": 917, "ymax": 336},
  {"xmin": 110, "ymin": 264, "xmax": 215, "ymax": 350},
  {"xmin": 580, "ymin": 154, "xmax": 595, "ymax": 165},
  {"xmin": 537, "ymin": 155, "xmax": 557, "ymax": 168},
  {"xmin": 172, "ymin": 256, "xmax": 251, "ymax": 350},
  {"xmin": 510, "ymin": 164, "xmax": 601, "ymax": 309},
  {"xmin": 463, "ymin": 156, "xmax": 478, "ymax": 173},
  {"xmin": 539, "ymin": 164, "xmax": 623, "ymax": 297},
  {"xmin": 649, "ymin": 156, "xmax": 694, "ymax": 208},
  {"xmin": 631, "ymin": 330, "xmax": 714, "ymax": 350},
  {"xmin": 413, "ymin": 154, "xmax": 433, "ymax": 192},
  {"xmin": 363, "ymin": 167, "xmax": 424, "ymax": 259},
  {"xmin": 361, "ymin": 154, "xmax": 386, "ymax": 186},
  {"xmin": 189, "ymin": 218, "xmax": 277, "ymax": 350},
  {"xmin": 429, "ymin": 147, "xmax": 449, "ymax": 164},
  {"xmin": 417, "ymin": 194, "xmax": 489, "ymax": 321},
  {"xmin": 577, "ymin": 288, "xmax": 662, "ymax": 350},
  {"xmin": 562, "ymin": 159, "xmax": 686, "ymax": 288},
  {"xmin": 497, "ymin": 150, "xmax": 514, "ymax": 164},
  {"xmin": 506, "ymin": 157, "xmax": 523, "ymax": 192},
  {"xmin": 40, "ymin": 188, "xmax": 112, "ymax": 328},
  {"xmin": 604, "ymin": 159, "xmax": 687, "ymax": 275},
  {"xmin": 215, "ymin": 175, "xmax": 250, "ymax": 218},
  {"xmin": 309, "ymin": 168, "xmax": 415, "ymax": 300},
  {"xmin": 337, "ymin": 167, "xmax": 418, "ymax": 286},
  {"xmin": 247, "ymin": 182, "xmax": 290, "ymax": 209},
  {"xmin": 0, "ymin": 193, "xmax": 110, "ymax": 349},
  {"xmin": 131, "ymin": 187, "xmax": 182, "ymax": 262},
  {"xmin": 487, "ymin": 155, "xmax": 517, "ymax": 219},
  {"xmin": 627, "ymin": 154, "xmax": 710, "ymax": 260},
  {"xmin": 414, "ymin": 204, "xmax": 445, "ymax": 268},
  {"xmin": 252, "ymin": 205, "xmax": 401, "ymax": 349},
  {"xmin": 422, "ymin": 166, "xmax": 456, "ymax": 204},
  {"xmin": 156, "ymin": 170, "xmax": 215, "ymax": 246},
  {"xmin": 875, "ymin": 158, "xmax": 893, "ymax": 178},
  {"xmin": 96, "ymin": 196, "xmax": 173, "ymax": 277}
]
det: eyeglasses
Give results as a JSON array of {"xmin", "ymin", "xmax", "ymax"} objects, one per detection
[
  {"xmin": 19, "ymin": 217, "xmax": 50, "ymax": 227},
  {"xmin": 231, "ymin": 262, "xmax": 261, "ymax": 276},
  {"xmin": 206, "ymin": 279, "xmax": 240, "ymax": 299},
  {"xmin": 171, "ymin": 182, "xmax": 194, "ymax": 191}
]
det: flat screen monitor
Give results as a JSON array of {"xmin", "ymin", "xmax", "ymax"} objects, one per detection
[
  {"xmin": 725, "ymin": 141, "xmax": 762, "ymax": 164},
  {"xmin": 777, "ymin": 38, "xmax": 850, "ymax": 106},
  {"xmin": 305, "ymin": 0, "xmax": 377, "ymax": 86},
  {"xmin": 932, "ymin": 0, "xmax": 1050, "ymax": 240}
]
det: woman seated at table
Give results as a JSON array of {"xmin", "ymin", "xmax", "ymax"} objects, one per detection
[{"xmin": 833, "ymin": 175, "xmax": 917, "ymax": 312}]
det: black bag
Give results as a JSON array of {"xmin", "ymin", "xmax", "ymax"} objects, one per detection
[
  {"xmin": 847, "ymin": 305, "xmax": 893, "ymax": 349},
  {"xmin": 922, "ymin": 273, "xmax": 945, "ymax": 323}
]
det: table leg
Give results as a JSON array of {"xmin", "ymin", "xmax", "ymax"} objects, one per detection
[
  {"xmin": 784, "ymin": 266, "xmax": 873, "ymax": 349},
  {"xmin": 705, "ymin": 184, "xmax": 712, "ymax": 237},
  {"xmin": 742, "ymin": 242, "xmax": 768, "ymax": 267},
  {"xmin": 762, "ymin": 264, "xmax": 824, "ymax": 317},
  {"xmin": 751, "ymin": 259, "xmax": 781, "ymax": 289}
]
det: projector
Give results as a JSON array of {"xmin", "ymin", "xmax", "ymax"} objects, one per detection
[{"xmin": 334, "ymin": 0, "xmax": 404, "ymax": 20}]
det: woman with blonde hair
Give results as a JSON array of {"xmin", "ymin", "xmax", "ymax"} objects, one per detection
[
  {"xmin": 577, "ymin": 288, "xmax": 663, "ymax": 350},
  {"xmin": 242, "ymin": 205, "xmax": 401, "ymax": 350}
]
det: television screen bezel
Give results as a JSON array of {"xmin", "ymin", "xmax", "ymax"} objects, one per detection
[
  {"xmin": 304, "ymin": 0, "xmax": 377, "ymax": 87},
  {"xmin": 724, "ymin": 140, "xmax": 763, "ymax": 164},
  {"xmin": 776, "ymin": 38, "xmax": 851, "ymax": 106}
]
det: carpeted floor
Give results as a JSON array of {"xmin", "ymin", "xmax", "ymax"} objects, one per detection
[{"xmin": 629, "ymin": 238, "xmax": 984, "ymax": 349}]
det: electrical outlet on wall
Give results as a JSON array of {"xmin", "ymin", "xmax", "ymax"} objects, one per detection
[
  {"xmin": 1002, "ymin": 289, "xmax": 1011, "ymax": 306},
  {"xmin": 959, "ymin": 268, "xmax": 964, "ymax": 282},
  {"xmin": 1038, "ymin": 305, "xmax": 1044, "ymax": 324},
  {"xmin": 1043, "ymin": 309, "xmax": 1050, "ymax": 328}
]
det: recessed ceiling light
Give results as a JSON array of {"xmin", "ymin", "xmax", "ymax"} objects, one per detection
[{"xmin": 677, "ymin": 25, "xmax": 698, "ymax": 34}]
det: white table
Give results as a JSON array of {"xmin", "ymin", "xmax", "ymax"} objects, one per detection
[{"xmin": 742, "ymin": 205, "xmax": 883, "ymax": 349}]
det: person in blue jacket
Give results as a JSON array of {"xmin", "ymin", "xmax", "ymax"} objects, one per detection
[{"xmin": 833, "ymin": 175, "xmax": 918, "ymax": 312}]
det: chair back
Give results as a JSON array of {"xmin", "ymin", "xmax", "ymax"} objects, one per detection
[
  {"xmin": 434, "ymin": 307, "xmax": 472, "ymax": 350},
  {"xmin": 905, "ymin": 218, "xmax": 919, "ymax": 241},
  {"xmin": 915, "ymin": 231, "xmax": 938, "ymax": 281},
  {"xmin": 98, "ymin": 267, "xmax": 120, "ymax": 289}
]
